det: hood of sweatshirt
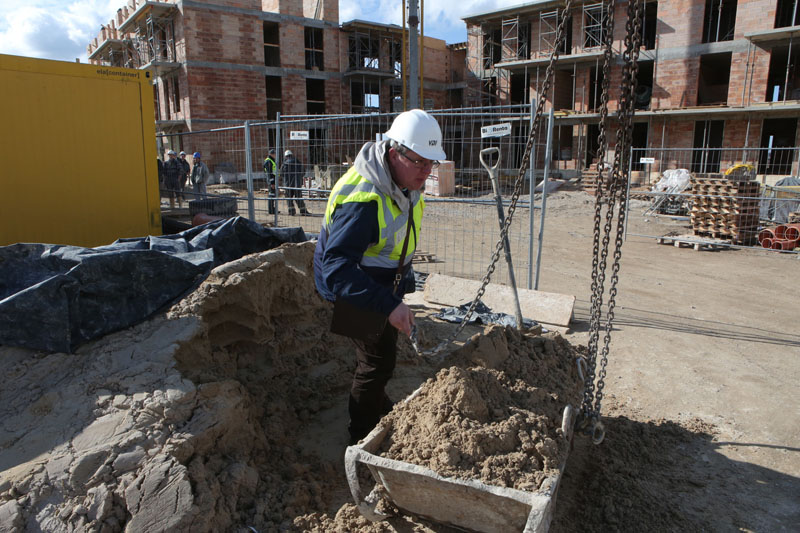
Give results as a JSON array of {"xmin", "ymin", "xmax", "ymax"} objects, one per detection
[{"xmin": 353, "ymin": 140, "xmax": 421, "ymax": 214}]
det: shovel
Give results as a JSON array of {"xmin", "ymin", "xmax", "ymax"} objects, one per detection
[{"xmin": 479, "ymin": 147, "xmax": 524, "ymax": 330}]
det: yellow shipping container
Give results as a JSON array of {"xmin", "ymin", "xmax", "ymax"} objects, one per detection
[{"xmin": 0, "ymin": 54, "xmax": 161, "ymax": 247}]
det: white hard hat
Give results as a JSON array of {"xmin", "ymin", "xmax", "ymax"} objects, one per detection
[
  {"xmin": 284, "ymin": 150, "xmax": 293, "ymax": 157},
  {"xmin": 179, "ymin": 151, "xmax": 186, "ymax": 156},
  {"xmin": 167, "ymin": 150, "xmax": 176, "ymax": 156},
  {"xmin": 385, "ymin": 109, "xmax": 446, "ymax": 161}
]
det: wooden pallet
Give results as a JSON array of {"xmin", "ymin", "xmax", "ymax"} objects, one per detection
[
  {"xmin": 412, "ymin": 250, "xmax": 440, "ymax": 263},
  {"xmin": 656, "ymin": 235, "xmax": 732, "ymax": 251}
]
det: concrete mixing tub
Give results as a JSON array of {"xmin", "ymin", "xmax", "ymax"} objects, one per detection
[{"xmin": 345, "ymin": 404, "xmax": 577, "ymax": 533}]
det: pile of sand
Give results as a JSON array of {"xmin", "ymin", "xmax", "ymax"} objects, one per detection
[{"xmin": 0, "ymin": 241, "xmax": 592, "ymax": 533}]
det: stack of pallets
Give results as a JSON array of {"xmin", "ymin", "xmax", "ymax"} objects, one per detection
[{"xmin": 690, "ymin": 175, "xmax": 760, "ymax": 245}]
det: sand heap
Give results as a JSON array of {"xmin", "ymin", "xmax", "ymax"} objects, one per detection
[
  {"xmin": 381, "ymin": 328, "xmax": 583, "ymax": 492},
  {"xmin": 1, "ymin": 241, "xmax": 587, "ymax": 533}
]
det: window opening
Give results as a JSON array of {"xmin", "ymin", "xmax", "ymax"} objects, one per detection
[
  {"xmin": 309, "ymin": 128, "xmax": 326, "ymax": 166},
  {"xmin": 635, "ymin": 61, "xmax": 654, "ymax": 109},
  {"xmin": 775, "ymin": 0, "xmax": 800, "ymax": 27},
  {"xmin": 630, "ymin": 123, "xmax": 649, "ymax": 171},
  {"xmin": 153, "ymin": 84, "xmax": 161, "ymax": 121},
  {"xmin": 702, "ymin": 0, "xmax": 737, "ymax": 43},
  {"xmin": 692, "ymin": 120, "xmax": 724, "ymax": 173},
  {"xmin": 306, "ymin": 78, "xmax": 326, "ymax": 114},
  {"xmin": 172, "ymin": 76, "xmax": 180, "ymax": 113},
  {"xmin": 759, "ymin": 118, "xmax": 797, "ymax": 174},
  {"xmin": 588, "ymin": 65, "xmax": 605, "ymax": 112},
  {"xmin": 263, "ymin": 22, "xmax": 280, "ymax": 67},
  {"xmin": 641, "ymin": 2, "xmax": 658, "ymax": 50},
  {"xmin": 305, "ymin": 27, "xmax": 324, "ymax": 70},
  {"xmin": 698, "ymin": 52, "xmax": 731, "ymax": 105},
  {"xmin": 265, "ymin": 76, "xmax": 282, "ymax": 119}
]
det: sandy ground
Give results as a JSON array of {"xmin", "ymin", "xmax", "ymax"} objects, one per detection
[{"xmin": 2, "ymin": 189, "xmax": 798, "ymax": 532}]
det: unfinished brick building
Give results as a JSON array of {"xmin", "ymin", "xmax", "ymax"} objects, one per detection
[
  {"xmin": 86, "ymin": 0, "xmax": 465, "ymax": 149},
  {"xmin": 464, "ymin": 0, "xmax": 800, "ymax": 183}
]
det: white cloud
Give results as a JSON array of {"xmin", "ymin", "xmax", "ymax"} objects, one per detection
[
  {"xmin": 0, "ymin": 0, "xmax": 525, "ymax": 63},
  {"xmin": 0, "ymin": 0, "xmax": 119, "ymax": 62}
]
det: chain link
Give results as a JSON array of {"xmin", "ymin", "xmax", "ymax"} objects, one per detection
[
  {"xmin": 580, "ymin": 0, "xmax": 644, "ymax": 434},
  {"xmin": 418, "ymin": 0, "xmax": 575, "ymax": 358}
]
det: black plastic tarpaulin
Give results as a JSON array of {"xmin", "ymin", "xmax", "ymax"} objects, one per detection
[{"xmin": 0, "ymin": 217, "xmax": 308, "ymax": 353}]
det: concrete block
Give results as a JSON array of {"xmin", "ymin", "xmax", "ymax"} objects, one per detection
[{"xmin": 422, "ymin": 273, "xmax": 574, "ymax": 328}]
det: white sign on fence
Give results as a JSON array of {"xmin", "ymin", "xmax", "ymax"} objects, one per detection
[
  {"xmin": 481, "ymin": 123, "xmax": 512, "ymax": 138},
  {"xmin": 290, "ymin": 130, "xmax": 309, "ymax": 140},
  {"xmin": 639, "ymin": 157, "xmax": 655, "ymax": 164}
]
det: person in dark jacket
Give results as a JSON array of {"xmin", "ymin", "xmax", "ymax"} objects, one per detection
[
  {"xmin": 178, "ymin": 151, "xmax": 190, "ymax": 205},
  {"xmin": 313, "ymin": 109, "xmax": 446, "ymax": 444},
  {"xmin": 162, "ymin": 150, "xmax": 181, "ymax": 209},
  {"xmin": 281, "ymin": 150, "xmax": 309, "ymax": 216},
  {"xmin": 264, "ymin": 149, "xmax": 278, "ymax": 214}
]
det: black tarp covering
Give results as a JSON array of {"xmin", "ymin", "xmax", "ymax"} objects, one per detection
[
  {"xmin": 0, "ymin": 217, "xmax": 308, "ymax": 353},
  {"xmin": 433, "ymin": 300, "xmax": 539, "ymax": 329}
]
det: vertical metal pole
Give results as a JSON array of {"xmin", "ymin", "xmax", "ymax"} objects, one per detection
[
  {"xmin": 534, "ymin": 108, "xmax": 554, "ymax": 290},
  {"xmin": 784, "ymin": 34, "xmax": 793, "ymax": 102},
  {"xmin": 527, "ymin": 97, "xmax": 536, "ymax": 289},
  {"xmin": 244, "ymin": 120, "xmax": 255, "ymax": 221},
  {"xmin": 408, "ymin": 0, "xmax": 420, "ymax": 109},
  {"xmin": 275, "ymin": 112, "xmax": 282, "ymax": 226}
]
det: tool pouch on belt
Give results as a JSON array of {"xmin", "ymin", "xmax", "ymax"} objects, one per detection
[{"xmin": 329, "ymin": 215, "xmax": 414, "ymax": 343}]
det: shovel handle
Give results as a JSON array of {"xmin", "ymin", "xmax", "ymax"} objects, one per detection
[{"xmin": 479, "ymin": 147, "xmax": 501, "ymax": 174}]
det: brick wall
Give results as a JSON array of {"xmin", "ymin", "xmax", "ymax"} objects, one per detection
[{"xmin": 186, "ymin": 67, "xmax": 267, "ymax": 118}]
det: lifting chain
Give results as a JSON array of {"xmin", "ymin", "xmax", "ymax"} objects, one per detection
[
  {"xmin": 418, "ymin": 0, "xmax": 575, "ymax": 358},
  {"xmin": 579, "ymin": 0, "xmax": 644, "ymax": 444}
]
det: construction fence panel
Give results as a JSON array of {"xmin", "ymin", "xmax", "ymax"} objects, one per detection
[
  {"xmin": 163, "ymin": 105, "xmax": 559, "ymax": 288},
  {"xmin": 626, "ymin": 147, "xmax": 800, "ymax": 253}
]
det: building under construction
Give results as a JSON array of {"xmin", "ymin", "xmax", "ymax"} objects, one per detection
[
  {"xmin": 463, "ymin": 0, "xmax": 800, "ymax": 183},
  {"xmin": 87, "ymin": 0, "xmax": 467, "ymax": 151}
]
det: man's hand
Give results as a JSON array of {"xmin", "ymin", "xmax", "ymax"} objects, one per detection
[{"xmin": 388, "ymin": 303, "xmax": 415, "ymax": 337}]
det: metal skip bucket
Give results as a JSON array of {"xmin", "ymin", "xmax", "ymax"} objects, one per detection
[{"xmin": 344, "ymin": 400, "xmax": 577, "ymax": 533}]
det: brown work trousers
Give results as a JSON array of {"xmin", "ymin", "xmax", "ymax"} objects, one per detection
[{"xmin": 348, "ymin": 324, "xmax": 398, "ymax": 443}]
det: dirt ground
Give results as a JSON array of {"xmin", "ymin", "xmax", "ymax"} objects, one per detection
[{"xmin": 2, "ymin": 189, "xmax": 798, "ymax": 532}]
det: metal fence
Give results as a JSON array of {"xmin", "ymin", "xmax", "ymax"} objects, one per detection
[{"xmin": 157, "ymin": 105, "xmax": 562, "ymax": 288}]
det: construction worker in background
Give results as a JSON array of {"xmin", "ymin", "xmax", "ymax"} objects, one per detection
[
  {"xmin": 264, "ymin": 148, "xmax": 278, "ymax": 215},
  {"xmin": 178, "ymin": 151, "xmax": 190, "ymax": 205},
  {"xmin": 190, "ymin": 152, "xmax": 210, "ymax": 199},
  {"xmin": 281, "ymin": 150, "xmax": 310, "ymax": 216},
  {"xmin": 163, "ymin": 150, "xmax": 181, "ymax": 209},
  {"xmin": 313, "ymin": 109, "xmax": 446, "ymax": 444}
]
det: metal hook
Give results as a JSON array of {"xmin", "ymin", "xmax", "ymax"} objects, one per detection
[
  {"xmin": 591, "ymin": 420, "xmax": 606, "ymax": 445},
  {"xmin": 576, "ymin": 356, "xmax": 588, "ymax": 381}
]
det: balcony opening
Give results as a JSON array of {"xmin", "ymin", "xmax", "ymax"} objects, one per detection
[
  {"xmin": 630, "ymin": 123, "xmax": 650, "ymax": 171},
  {"xmin": 510, "ymin": 72, "xmax": 530, "ymax": 105},
  {"xmin": 759, "ymin": 118, "xmax": 797, "ymax": 174},
  {"xmin": 635, "ymin": 61, "xmax": 654, "ymax": 109},
  {"xmin": 483, "ymin": 28, "xmax": 501, "ymax": 68},
  {"xmin": 692, "ymin": 120, "xmax": 724, "ymax": 173},
  {"xmin": 588, "ymin": 65, "xmax": 605, "ymax": 111},
  {"xmin": 553, "ymin": 125, "xmax": 573, "ymax": 161},
  {"xmin": 775, "ymin": 0, "xmax": 800, "ymax": 28},
  {"xmin": 265, "ymin": 76, "xmax": 282, "ymax": 120},
  {"xmin": 305, "ymin": 27, "xmax": 324, "ymax": 71},
  {"xmin": 349, "ymin": 32, "xmax": 380, "ymax": 70},
  {"xmin": 263, "ymin": 22, "xmax": 280, "ymax": 67},
  {"xmin": 698, "ymin": 52, "xmax": 731, "ymax": 105},
  {"xmin": 351, "ymin": 80, "xmax": 380, "ymax": 113},
  {"xmin": 306, "ymin": 78, "xmax": 326, "ymax": 115},
  {"xmin": 766, "ymin": 44, "xmax": 800, "ymax": 101},
  {"xmin": 702, "ymin": 0, "xmax": 737, "ymax": 43},
  {"xmin": 641, "ymin": 2, "xmax": 658, "ymax": 50},
  {"xmin": 585, "ymin": 123, "xmax": 600, "ymax": 168}
]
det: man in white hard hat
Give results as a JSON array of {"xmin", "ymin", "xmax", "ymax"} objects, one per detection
[
  {"xmin": 162, "ymin": 150, "xmax": 181, "ymax": 208},
  {"xmin": 313, "ymin": 109, "xmax": 446, "ymax": 444}
]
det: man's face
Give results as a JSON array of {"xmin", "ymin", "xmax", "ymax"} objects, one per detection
[
  {"xmin": 389, "ymin": 147, "xmax": 435, "ymax": 191},
  {"xmin": 168, "ymin": 153, "xmax": 176, "ymax": 159},
  {"xmin": 180, "ymin": 154, "xmax": 186, "ymax": 160}
]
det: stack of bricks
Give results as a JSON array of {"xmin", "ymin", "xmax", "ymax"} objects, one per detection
[{"xmin": 689, "ymin": 174, "xmax": 760, "ymax": 245}]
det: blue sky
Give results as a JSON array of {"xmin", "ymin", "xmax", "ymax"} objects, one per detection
[{"xmin": 0, "ymin": 0, "xmax": 521, "ymax": 63}]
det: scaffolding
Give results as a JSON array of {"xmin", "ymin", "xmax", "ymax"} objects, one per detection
[
  {"xmin": 539, "ymin": 10, "xmax": 561, "ymax": 55},
  {"xmin": 583, "ymin": 3, "xmax": 607, "ymax": 50},
  {"xmin": 502, "ymin": 15, "xmax": 529, "ymax": 62}
]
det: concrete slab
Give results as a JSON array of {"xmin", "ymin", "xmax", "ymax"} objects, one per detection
[{"xmin": 422, "ymin": 273, "xmax": 575, "ymax": 328}]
